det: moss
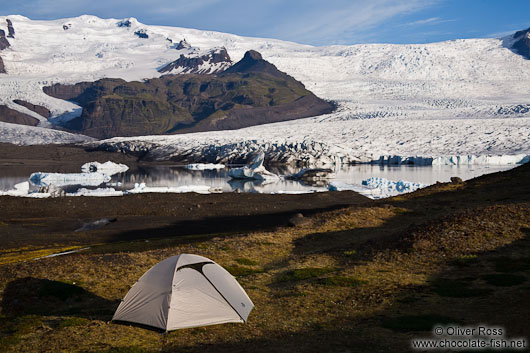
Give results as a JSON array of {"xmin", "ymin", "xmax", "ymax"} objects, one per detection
[
  {"xmin": 57, "ymin": 317, "xmax": 89, "ymax": 328},
  {"xmin": 224, "ymin": 265, "xmax": 264, "ymax": 277},
  {"xmin": 277, "ymin": 267, "xmax": 336, "ymax": 282}
]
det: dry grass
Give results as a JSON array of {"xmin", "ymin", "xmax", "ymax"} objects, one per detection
[{"xmin": 0, "ymin": 163, "xmax": 529, "ymax": 352}]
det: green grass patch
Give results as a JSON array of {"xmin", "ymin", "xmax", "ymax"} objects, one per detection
[
  {"xmin": 277, "ymin": 267, "xmax": 336, "ymax": 282},
  {"xmin": 382, "ymin": 314, "xmax": 457, "ymax": 332},
  {"xmin": 234, "ymin": 257, "xmax": 258, "ymax": 266},
  {"xmin": 481, "ymin": 274, "xmax": 527, "ymax": 287},
  {"xmin": 343, "ymin": 250, "xmax": 357, "ymax": 257},
  {"xmin": 318, "ymin": 276, "xmax": 367, "ymax": 287},
  {"xmin": 57, "ymin": 317, "xmax": 89, "ymax": 328},
  {"xmin": 224, "ymin": 265, "xmax": 264, "ymax": 277},
  {"xmin": 492, "ymin": 257, "xmax": 530, "ymax": 273},
  {"xmin": 451, "ymin": 254, "xmax": 479, "ymax": 267},
  {"xmin": 431, "ymin": 279, "xmax": 492, "ymax": 298}
]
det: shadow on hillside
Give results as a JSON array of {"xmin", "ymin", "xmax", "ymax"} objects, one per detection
[
  {"xmin": 1, "ymin": 277, "xmax": 118, "ymax": 320},
  {"xmin": 104, "ymin": 204, "xmax": 359, "ymax": 250}
]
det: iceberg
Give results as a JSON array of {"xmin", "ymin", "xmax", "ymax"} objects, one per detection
[
  {"xmin": 186, "ymin": 163, "xmax": 225, "ymax": 170},
  {"xmin": 29, "ymin": 172, "xmax": 111, "ymax": 187},
  {"xmin": 81, "ymin": 161, "xmax": 129, "ymax": 175},
  {"xmin": 126, "ymin": 183, "xmax": 221, "ymax": 194},
  {"xmin": 68, "ymin": 187, "xmax": 124, "ymax": 197},
  {"xmin": 329, "ymin": 177, "xmax": 427, "ymax": 199},
  {"xmin": 228, "ymin": 152, "xmax": 280, "ymax": 181}
]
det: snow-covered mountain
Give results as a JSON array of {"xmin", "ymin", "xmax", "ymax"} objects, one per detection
[{"xmin": 1, "ymin": 15, "xmax": 530, "ymax": 166}]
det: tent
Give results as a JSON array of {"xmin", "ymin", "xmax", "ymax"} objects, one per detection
[{"xmin": 112, "ymin": 254, "xmax": 254, "ymax": 331}]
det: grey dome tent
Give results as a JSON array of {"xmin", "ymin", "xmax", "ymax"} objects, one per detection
[{"xmin": 112, "ymin": 254, "xmax": 254, "ymax": 331}]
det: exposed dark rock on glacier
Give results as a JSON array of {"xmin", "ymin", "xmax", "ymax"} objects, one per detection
[
  {"xmin": 0, "ymin": 30, "xmax": 10, "ymax": 50},
  {"xmin": 0, "ymin": 56, "xmax": 5, "ymax": 74},
  {"xmin": 176, "ymin": 39, "xmax": 191, "ymax": 50},
  {"xmin": 43, "ymin": 51, "xmax": 335, "ymax": 139},
  {"xmin": 6, "ymin": 19, "xmax": 15, "ymax": 38},
  {"xmin": 117, "ymin": 19, "xmax": 132, "ymax": 28},
  {"xmin": 158, "ymin": 47, "xmax": 232, "ymax": 74},
  {"xmin": 13, "ymin": 100, "xmax": 51, "ymax": 118},
  {"xmin": 134, "ymin": 29, "xmax": 148, "ymax": 39},
  {"xmin": 0, "ymin": 105, "xmax": 39, "ymax": 126},
  {"xmin": 512, "ymin": 27, "xmax": 530, "ymax": 59}
]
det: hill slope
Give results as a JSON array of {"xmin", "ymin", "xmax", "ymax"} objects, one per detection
[{"xmin": 42, "ymin": 50, "xmax": 333, "ymax": 138}]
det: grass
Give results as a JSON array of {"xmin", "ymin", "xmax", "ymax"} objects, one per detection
[
  {"xmin": 318, "ymin": 276, "xmax": 367, "ymax": 287},
  {"xmin": 57, "ymin": 317, "xmax": 89, "ymax": 328},
  {"xmin": 451, "ymin": 254, "xmax": 479, "ymax": 267},
  {"xmin": 276, "ymin": 267, "xmax": 336, "ymax": 282},
  {"xmin": 234, "ymin": 257, "xmax": 258, "ymax": 266}
]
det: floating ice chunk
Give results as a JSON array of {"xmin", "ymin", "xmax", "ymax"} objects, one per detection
[
  {"xmin": 68, "ymin": 187, "xmax": 124, "ymax": 197},
  {"xmin": 329, "ymin": 178, "xmax": 427, "ymax": 199},
  {"xmin": 228, "ymin": 152, "xmax": 280, "ymax": 181},
  {"xmin": 81, "ymin": 161, "xmax": 129, "ymax": 175},
  {"xmin": 14, "ymin": 181, "xmax": 30, "ymax": 194},
  {"xmin": 126, "ymin": 183, "xmax": 221, "ymax": 194},
  {"xmin": 186, "ymin": 163, "xmax": 225, "ymax": 170},
  {"xmin": 29, "ymin": 172, "xmax": 111, "ymax": 187}
]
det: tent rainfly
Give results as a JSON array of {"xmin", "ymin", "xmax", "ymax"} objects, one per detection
[{"xmin": 112, "ymin": 254, "xmax": 254, "ymax": 331}]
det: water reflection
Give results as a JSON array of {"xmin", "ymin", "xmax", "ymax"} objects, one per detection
[{"xmin": 0, "ymin": 163, "xmax": 518, "ymax": 195}]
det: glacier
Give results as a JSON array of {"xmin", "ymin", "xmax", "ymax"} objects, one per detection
[{"xmin": 0, "ymin": 15, "xmax": 529, "ymax": 166}]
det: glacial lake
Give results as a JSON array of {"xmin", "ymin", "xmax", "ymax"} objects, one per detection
[{"xmin": 0, "ymin": 163, "xmax": 517, "ymax": 197}]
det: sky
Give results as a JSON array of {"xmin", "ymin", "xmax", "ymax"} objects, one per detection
[{"xmin": 1, "ymin": 0, "xmax": 530, "ymax": 46}]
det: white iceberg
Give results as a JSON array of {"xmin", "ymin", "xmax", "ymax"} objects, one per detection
[
  {"xmin": 186, "ymin": 163, "xmax": 225, "ymax": 170},
  {"xmin": 29, "ymin": 172, "xmax": 111, "ymax": 187},
  {"xmin": 68, "ymin": 187, "xmax": 124, "ymax": 197},
  {"xmin": 228, "ymin": 152, "xmax": 280, "ymax": 181},
  {"xmin": 126, "ymin": 183, "xmax": 221, "ymax": 194},
  {"xmin": 81, "ymin": 161, "xmax": 129, "ymax": 175},
  {"xmin": 329, "ymin": 177, "xmax": 427, "ymax": 199}
]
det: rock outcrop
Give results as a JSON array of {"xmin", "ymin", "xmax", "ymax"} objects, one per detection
[
  {"xmin": 158, "ymin": 47, "xmax": 232, "ymax": 74},
  {"xmin": 0, "ymin": 29, "xmax": 10, "ymax": 51},
  {"xmin": 13, "ymin": 100, "xmax": 51, "ymax": 118},
  {"xmin": 6, "ymin": 19, "xmax": 15, "ymax": 38},
  {"xmin": 0, "ymin": 56, "xmax": 5, "ymax": 74},
  {"xmin": 512, "ymin": 27, "xmax": 530, "ymax": 59},
  {"xmin": 44, "ymin": 50, "xmax": 335, "ymax": 139},
  {"xmin": 175, "ymin": 39, "xmax": 191, "ymax": 50},
  {"xmin": 0, "ymin": 105, "xmax": 39, "ymax": 126}
]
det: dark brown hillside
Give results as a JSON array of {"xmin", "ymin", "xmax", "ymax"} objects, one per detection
[{"xmin": 43, "ymin": 50, "xmax": 334, "ymax": 139}]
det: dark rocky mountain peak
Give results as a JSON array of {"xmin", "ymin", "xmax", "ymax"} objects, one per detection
[
  {"xmin": 117, "ymin": 19, "xmax": 132, "ymax": 28},
  {"xmin": 176, "ymin": 39, "xmax": 191, "ymax": 50},
  {"xmin": 158, "ymin": 47, "xmax": 232, "ymax": 74},
  {"xmin": 221, "ymin": 50, "xmax": 288, "ymax": 80},
  {"xmin": 511, "ymin": 27, "xmax": 530, "ymax": 59}
]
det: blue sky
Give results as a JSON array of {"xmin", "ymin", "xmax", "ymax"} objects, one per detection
[{"xmin": 2, "ymin": 0, "xmax": 530, "ymax": 45}]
